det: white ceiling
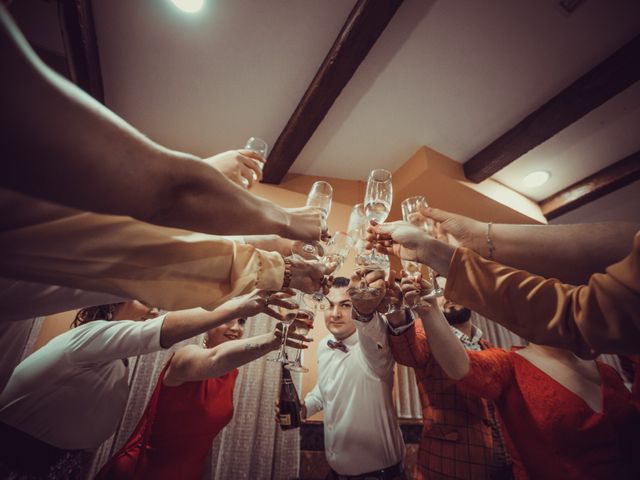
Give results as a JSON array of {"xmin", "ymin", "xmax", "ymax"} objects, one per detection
[{"xmin": 10, "ymin": 0, "xmax": 640, "ymax": 221}]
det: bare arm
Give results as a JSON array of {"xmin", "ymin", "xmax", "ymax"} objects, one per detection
[
  {"xmin": 0, "ymin": 7, "xmax": 321, "ymax": 241},
  {"xmin": 165, "ymin": 326, "xmax": 309, "ymax": 385},
  {"xmin": 159, "ymin": 289, "xmax": 296, "ymax": 347},
  {"xmin": 423, "ymin": 207, "xmax": 639, "ymax": 284}
]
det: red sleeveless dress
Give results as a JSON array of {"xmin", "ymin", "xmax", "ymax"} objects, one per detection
[{"xmin": 97, "ymin": 358, "xmax": 238, "ymax": 480}]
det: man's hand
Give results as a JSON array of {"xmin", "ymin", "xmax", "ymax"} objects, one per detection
[
  {"xmin": 274, "ymin": 400, "xmax": 307, "ymax": 423},
  {"xmin": 347, "ymin": 269, "xmax": 387, "ymax": 316},
  {"xmin": 204, "ymin": 150, "xmax": 265, "ymax": 189},
  {"xmin": 288, "ymin": 257, "xmax": 335, "ymax": 294},
  {"xmin": 221, "ymin": 289, "xmax": 298, "ymax": 321},
  {"xmin": 378, "ymin": 270, "xmax": 402, "ymax": 315}
]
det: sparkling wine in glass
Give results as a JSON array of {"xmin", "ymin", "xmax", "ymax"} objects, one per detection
[
  {"xmin": 241, "ymin": 137, "xmax": 268, "ymax": 187},
  {"xmin": 285, "ymin": 309, "xmax": 315, "ymax": 373},
  {"xmin": 292, "ymin": 181, "xmax": 333, "ymax": 259},
  {"xmin": 364, "ymin": 169, "xmax": 392, "ymax": 265},
  {"xmin": 400, "ymin": 195, "xmax": 443, "ymax": 299}
]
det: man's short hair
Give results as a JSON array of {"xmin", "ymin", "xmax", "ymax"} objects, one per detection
[{"xmin": 332, "ymin": 276, "xmax": 350, "ymax": 288}]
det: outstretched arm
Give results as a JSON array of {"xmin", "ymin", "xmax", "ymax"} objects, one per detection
[
  {"xmin": 0, "ymin": 7, "xmax": 321, "ymax": 241},
  {"xmin": 165, "ymin": 323, "xmax": 310, "ymax": 385},
  {"xmin": 422, "ymin": 207, "xmax": 638, "ymax": 285}
]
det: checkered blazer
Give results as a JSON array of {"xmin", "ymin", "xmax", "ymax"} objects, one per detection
[{"xmin": 389, "ymin": 321, "xmax": 510, "ymax": 480}]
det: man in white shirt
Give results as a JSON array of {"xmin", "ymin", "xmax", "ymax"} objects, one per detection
[{"xmin": 302, "ymin": 276, "xmax": 407, "ymax": 480}]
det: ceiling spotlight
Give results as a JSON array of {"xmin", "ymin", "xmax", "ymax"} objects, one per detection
[
  {"xmin": 170, "ymin": 0, "xmax": 204, "ymax": 13},
  {"xmin": 522, "ymin": 170, "xmax": 551, "ymax": 188}
]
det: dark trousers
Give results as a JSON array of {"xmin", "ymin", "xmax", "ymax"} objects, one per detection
[{"xmin": 326, "ymin": 462, "xmax": 407, "ymax": 480}]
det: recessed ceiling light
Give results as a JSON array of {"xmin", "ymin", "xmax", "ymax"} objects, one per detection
[
  {"xmin": 522, "ymin": 170, "xmax": 551, "ymax": 188},
  {"xmin": 170, "ymin": 0, "xmax": 204, "ymax": 13}
]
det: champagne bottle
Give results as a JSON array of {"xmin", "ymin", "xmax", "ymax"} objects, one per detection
[{"xmin": 278, "ymin": 365, "xmax": 301, "ymax": 430}]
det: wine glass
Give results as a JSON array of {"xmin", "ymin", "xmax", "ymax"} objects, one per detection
[
  {"xmin": 268, "ymin": 306, "xmax": 298, "ymax": 364},
  {"xmin": 400, "ymin": 195, "xmax": 443, "ymax": 299},
  {"xmin": 241, "ymin": 137, "xmax": 268, "ymax": 188},
  {"xmin": 285, "ymin": 309, "xmax": 315, "ymax": 373},
  {"xmin": 302, "ymin": 232, "xmax": 351, "ymax": 310}
]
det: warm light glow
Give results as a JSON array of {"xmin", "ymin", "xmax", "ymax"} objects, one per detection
[
  {"xmin": 522, "ymin": 170, "xmax": 551, "ymax": 188},
  {"xmin": 170, "ymin": 0, "xmax": 204, "ymax": 13}
]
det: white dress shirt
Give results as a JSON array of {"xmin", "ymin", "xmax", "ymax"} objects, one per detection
[
  {"xmin": 0, "ymin": 315, "xmax": 167, "ymax": 450},
  {"xmin": 304, "ymin": 314, "xmax": 405, "ymax": 475}
]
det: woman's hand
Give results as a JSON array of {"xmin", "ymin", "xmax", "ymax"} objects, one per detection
[
  {"xmin": 420, "ymin": 207, "xmax": 485, "ymax": 252},
  {"xmin": 270, "ymin": 317, "xmax": 313, "ymax": 350},
  {"xmin": 283, "ymin": 206, "xmax": 330, "ymax": 242},
  {"xmin": 367, "ymin": 221, "xmax": 430, "ymax": 263},
  {"xmin": 222, "ymin": 289, "xmax": 298, "ymax": 321}
]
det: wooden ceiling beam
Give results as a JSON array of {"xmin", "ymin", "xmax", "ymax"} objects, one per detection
[
  {"xmin": 262, "ymin": 0, "xmax": 404, "ymax": 184},
  {"xmin": 539, "ymin": 151, "xmax": 640, "ymax": 220},
  {"xmin": 464, "ymin": 34, "xmax": 640, "ymax": 183},
  {"xmin": 58, "ymin": 0, "xmax": 104, "ymax": 102}
]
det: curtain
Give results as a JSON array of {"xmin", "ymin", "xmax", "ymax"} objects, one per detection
[{"xmin": 88, "ymin": 313, "xmax": 298, "ymax": 480}]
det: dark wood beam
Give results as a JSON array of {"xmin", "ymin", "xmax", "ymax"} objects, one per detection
[
  {"xmin": 540, "ymin": 151, "xmax": 640, "ymax": 220},
  {"xmin": 262, "ymin": 0, "xmax": 404, "ymax": 184},
  {"xmin": 58, "ymin": 0, "xmax": 104, "ymax": 102},
  {"xmin": 464, "ymin": 34, "xmax": 640, "ymax": 183}
]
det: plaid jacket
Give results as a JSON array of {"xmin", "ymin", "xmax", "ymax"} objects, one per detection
[{"xmin": 389, "ymin": 321, "xmax": 511, "ymax": 480}]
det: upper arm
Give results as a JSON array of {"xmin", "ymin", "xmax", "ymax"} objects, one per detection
[
  {"xmin": 164, "ymin": 344, "xmax": 216, "ymax": 385},
  {"xmin": 456, "ymin": 349, "xmax": 513, "ymax": 400},
  {"xmin": 66, "ymin": 317, "xmax": 166, "ymax": 364}
]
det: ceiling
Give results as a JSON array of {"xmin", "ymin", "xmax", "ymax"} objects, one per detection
[{"xmin": 9, "ymin": 0, "xmax": 640, "ymax": 223}]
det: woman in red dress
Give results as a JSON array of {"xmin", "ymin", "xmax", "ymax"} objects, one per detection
[
  {"xmin": 97, "ymin": 289, "xmax": 308, "ymax": 480},
  {"xmin": 401, "ymin": 279, "xmax": 640, "ymax": 480}
]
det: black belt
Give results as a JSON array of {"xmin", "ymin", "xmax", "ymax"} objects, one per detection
[{"xmin": 330, "ymin": 462, "xmax": 405, "ymax": 480}]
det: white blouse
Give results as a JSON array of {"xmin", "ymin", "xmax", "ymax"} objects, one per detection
[{"xmin": 0, "ymin": 315, "xmax": 166, "ymax": 450}]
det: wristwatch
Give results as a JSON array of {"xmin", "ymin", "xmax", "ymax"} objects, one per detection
[{"xmin": 281, "ymin": 256, "xmax": 293, "ymax": 289}]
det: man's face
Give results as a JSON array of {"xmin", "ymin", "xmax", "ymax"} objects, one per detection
[
  {"xmin": 438, "ymin": 297, "xmax": 471, "ymax": 326},
  {"xmin": 324, "ymin": 287, "xmax": 356, "ymax": 340}
]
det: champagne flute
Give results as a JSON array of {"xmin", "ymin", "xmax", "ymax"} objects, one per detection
[
  {"xmin": 285, "ymin": 309, "xmax": 315, "ymax": 373},
  {"xmin": 291, "ymin": 181, "xmax": 333, "ymax": 259},
  {"xmin": 268, "ymin": 306, "xmax": 298, "ymax": 364},
  {"xmin": 241, "ymin": 137, "xmax": 268, "ymax": 188},
  {"xmin": 364, "ymin": 169, "xmax": 392, "ymax": 266},
  {"xmin": 400, "ymin": 196, "xmax": 443, "ymax": 299}
]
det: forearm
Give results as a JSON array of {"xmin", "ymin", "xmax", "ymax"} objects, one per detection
[
  {"xmin": 0, "ymin": 8, "xmax": 290, "ymax": 236},
  {"xmin": 204, "ymin": 333, "xmax": 278, "ymax": 378},
  {"xmin": 160, "ymin": 303, "xmax": 242, "ymax": 348},
  {"xmin": 416, "ymin": 308, "xmax": 469, "ymax": 380},
  {"xmin": 484, "ymin": 222, "xmax": 638, "ymax": 284}
]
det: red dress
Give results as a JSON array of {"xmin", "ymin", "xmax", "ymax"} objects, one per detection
[
  {"xmin": 459, "ymin": 348, "xmax": 640, "ymax": 480},
  {"xmin": 97, "ymin": 359, "xmax": 238, "ymax": 480}
]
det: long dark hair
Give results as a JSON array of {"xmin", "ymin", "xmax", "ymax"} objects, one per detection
[{"xmin": 72, "ymin": 302, "xmax": 124, "ymax": 328}]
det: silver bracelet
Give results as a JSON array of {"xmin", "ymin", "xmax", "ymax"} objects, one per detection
[{"xmin": 486, "ymin": 222, "xmax": 495, "ymax": 259}]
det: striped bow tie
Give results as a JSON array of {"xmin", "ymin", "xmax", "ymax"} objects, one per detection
[{"xmin": 327, "ymin": 339, "xmax": 348, "ymax": 353}]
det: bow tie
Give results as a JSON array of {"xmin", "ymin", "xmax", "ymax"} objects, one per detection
[{"xmin": 328, "ymin": 339, "xmax": 348, "ymax": 353}]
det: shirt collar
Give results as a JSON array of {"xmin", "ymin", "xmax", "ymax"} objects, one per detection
[
  {"xmin": 451, "ymin": 324, "xmax": 483, "ymax": 351},
  {"xmin": 333, "ymin": 330, "xmax": 358, "ymax": 348}
]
